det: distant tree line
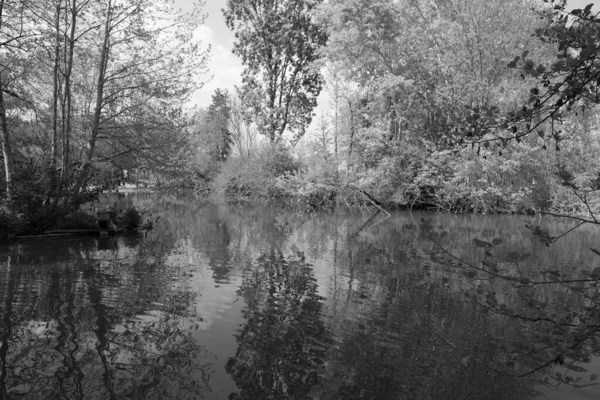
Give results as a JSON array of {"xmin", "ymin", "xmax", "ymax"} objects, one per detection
[
  {"xmin": 0, "ymin": 0, "xmax": 208, "ymax": 233},
  {"xmin": 213, "ymin": 0, "xmax": 600, "ymax": 218}
]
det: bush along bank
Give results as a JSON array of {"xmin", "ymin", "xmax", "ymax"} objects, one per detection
[{"xmin": 205, "ymin": 140, "xmax": 590, "ymax": 217}]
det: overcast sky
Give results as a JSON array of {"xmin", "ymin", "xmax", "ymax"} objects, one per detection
[
  {"xmin": 568, "ymin": 0, "xmax": 599, "ymax": 9},
  {"xmin": 172, "ymin": 0, "xmax": 242, "ymax": 108},
  {"xmin": 170, "ymin": 0, "xmax": 599, "ymax": 110}
]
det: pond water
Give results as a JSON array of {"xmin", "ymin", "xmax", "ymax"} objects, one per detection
[{"xmin": 2, "ymin": 192, "xmax": 600, "ymax": 399}]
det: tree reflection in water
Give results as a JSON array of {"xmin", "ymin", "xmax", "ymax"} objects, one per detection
[
  {"xmin": 0, "ymin": 233, "xmax": 214, "ymax": 400},
  {"xmin": 226, "ymin": 250, "xmax": 329, "ymax": 399},
  {"xmin": 224, "ymin": 236, "xmax": 543, "ymax": 399},
  {"xmin": 2, "ymin": 196, "xmax": 600, "ymax": 399}
]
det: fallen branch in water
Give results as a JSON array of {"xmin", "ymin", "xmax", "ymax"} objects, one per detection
[{"xmin": 346, "ymin": 185, "xmax": 390, "ymax": 216}]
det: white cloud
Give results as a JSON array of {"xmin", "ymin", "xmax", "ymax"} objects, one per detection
[
  {"xmin": 191, "ymin": 42, "xmax": 243, "ymax": 108},
  {"xmin": 192, "ymin": 24, "xmax": 215, "ymax": 45}
]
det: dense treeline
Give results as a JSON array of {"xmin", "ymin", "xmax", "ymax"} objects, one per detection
[
  {"xmin": 205, "ymin": 0, "xmax": 600, "ymax": 218},
  {"xmin": 2, "ymin": 0, "xmax": 600, "ymax": 235},
  {"xmin": 0, "ymin": 0, "xmax": 208, "ymax": 234}
]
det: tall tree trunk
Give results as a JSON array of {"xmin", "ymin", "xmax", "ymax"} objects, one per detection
[
  {"xmin": 75, "ymin": 0, "xmax": 112, "ymax": 194},
  {"xmin": 0, "ymin": 0, "xmax": 14, "ymax": 201},
  {"xmin": 60, "ymin": 0, "xmax": 77, "ymax": 192},
  {"xmin": 333, "ymin": 80, "xmax": 339, "ymax": 185},
  {"xmin": 51, "ymin": 0, "xmax": 62, "ymax": 171},
  {"xmin": 347, "ymin": 98, "xmax": 355, "ymax": 183},
  {"xmin": 0, "ymin": 78, "xmax": 13, "ymax": 201}
]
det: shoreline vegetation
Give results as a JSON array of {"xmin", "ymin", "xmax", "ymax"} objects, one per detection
[{"xmin": 2, "ymin": 0, "xmax": 600, "ymax": 238}]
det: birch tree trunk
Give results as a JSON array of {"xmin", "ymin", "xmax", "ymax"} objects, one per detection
[
  {"xmin": 51, "ymin": 0, "xmax": 62, "ymax": 171},
  {"xmin": 0, "ymin": 0, "xmax": 14, "ymax": 201},
  {"xmin": 75, "ymin": 0, "xmax": 112, "ymax": 195},
  {"xmin": 59, "ymin": 0, "xmax": 78, "ymax": 190}
]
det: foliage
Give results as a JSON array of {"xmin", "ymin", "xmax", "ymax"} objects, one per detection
[
  {"xmin": 213, "ymin": 142, "xmax": 301, "ymax": 199},
  {"xmin": 422, "ymin": 218, "xmax": 600, "ymax": 388},
  {"xmin": 206, "ymin": 88, "xmax": 233, "ymax": 161},
  {"xmin": 460, "ymin": 1, "xmax": 600, "ymax": 146},
  {"xmin": 229, "ymin": 96, "xmax": 259, "ymax": 159},
  {"xmin": 117, "ymin": 207, "xmax": 143, "ymax": 230},
  {"xmin": 288, "ymin": 0, "xmax": 600, "ymax": 217},
  {"xmin": 0, "ymin": 0, "xmax": 209, "ymax": 229},
  {"xmin": 223, "ymin": 0, "xmax": 328, "ymax": 141},
  {"xmin": 56, "ymin": 211, "xmax": 98, "ymax": 230},
  {"xmin": 184, "ymin": 89, "xmax": 236, "ymax": 189},
  {"xmin": 0, "ymin": 202, "xmax": 20, "ymax": 239}
]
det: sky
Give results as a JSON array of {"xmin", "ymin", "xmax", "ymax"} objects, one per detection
[
  {"xmin": 168, "ymin": 0, "xmax": 600, "ymax": 111},
  {"xmin": 172, "ymin": 0, "xmax": 242, "ymax": 108},
  {"xmin": 568, "ymin": 0, "xmax": 599, "ymax": 10}
]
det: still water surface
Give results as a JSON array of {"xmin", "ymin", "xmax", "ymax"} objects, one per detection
[{"xmin": 1, "ymin": 192, "xmax": 600, "ymax": 399}]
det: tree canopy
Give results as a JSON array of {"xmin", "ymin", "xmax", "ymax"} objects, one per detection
[
  {"xmin": 0, "ymin": 0, "xmax": 209, "ymax": 221},
  {"xmin": 223, "ymin": 0, "xmax": 328, "ymax": 142}
]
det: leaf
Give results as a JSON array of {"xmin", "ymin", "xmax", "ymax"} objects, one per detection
[
  {"xmin": 492, "ymin": 238, "xmax": 503, "ymax": 245},
  {"xmin": 519, "ymin": 278, "xmax": 531, "ymax": 285},
  {"xmin": 565, "ymin": 364, "xmax": 587, "ymax": 373},
  {"xmin": 465, "ymin": 271, "xmax": 477, "ymax": 279},
  {"xmin": 590, "ymin": 374, "xmax": 597, "ymax": 381},
  {"xmin": 548, "ymin": 274, "xmax": 560, "ymax": 282},
  {"xmin": 525, "ymin": 59, "xmax": 535, "ymax": 69},
  {"xmin": 589, "ymin": 247, "xmax": 600, "ymax": 257},
  {"xmin": 473, "ymin": 238, "xmax": 491, "ymax": 248},
  {"xmin": 519, "ymin": 253, "xmax": 532, "ymax": 261},
  {"xmin": 566, "ymin": 56, "xmax": 580, "ymax": 67},
  {"xmin": 537, "ymin": 129, "xmax": 545, "ymax": 139},
  {"xmin": 553, "ymin": 60, "xmax": 566, "ymax": 71},
  {"xmin": 591, "ymin": 267, "xmax": 600, "ymax": 277},
  {"xmin": 580, "ymin": 44, "xmax": 594, "ymax": 59},
  {"xmin": 507, "ymin": 252, "xmax": 520, "ymax": 261}
]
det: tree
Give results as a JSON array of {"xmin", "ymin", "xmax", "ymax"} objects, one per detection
[
  {"xmin": 0, "ymin": 0, "xmax": 210, "ymax": 224},
  {"xmin": 440, "ymin": 1, "xmax": 600, "ymax": 220},
  {"xmin": 206, "ymin": 88, "xmax": 232, "ymax": 161},
  {"xmin": 223, "ymin": 0, "xmax": 327, "ymax": 142},
  {"xmin": 0, "ymin": 0, "xmax": 29, "ymax": 200},
  {"xmin": 229, "ymin": 96, "xmax": 258, "ymax": 158},
  {"xmin": 187, "ymin": 90, "xmax": 234, "ymax": 181},
  {"xmin": 318, "ymin": 0, "xmax": 548, "ymax": 144},
  {"xmin": 308, "ymin": 0, "xmax": 559, "ymax": 209},
  {"xmin": 73, "ymin": 0, "xmax": 209, "ymax": 196},
  {"xmin": 457, "ymin": 1, "xmax": 600, "ymax": 147}
]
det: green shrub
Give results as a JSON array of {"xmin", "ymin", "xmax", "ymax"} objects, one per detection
[
  {"xmin": 213, "ymin": 142, "xmax": 301, "ymax": 199},
  {"xmin": 57, "ymin": 211, "xmax": 98, "ymax": 230},
  {"xmin": 119, "ymin": 207, "xmax": 142, "ymax": 230}
]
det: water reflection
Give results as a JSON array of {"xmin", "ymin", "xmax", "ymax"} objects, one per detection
[
  {"xmin": 1, "ymin": 194, "xmax": 600, "ymax": 399},
  {"xmin": 0, "ymin": 233, "xmax": 211, "ymax": 399},
  {"xmin": 226, "ymin": 250, "xmax": 328, "ymax": 399}
]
